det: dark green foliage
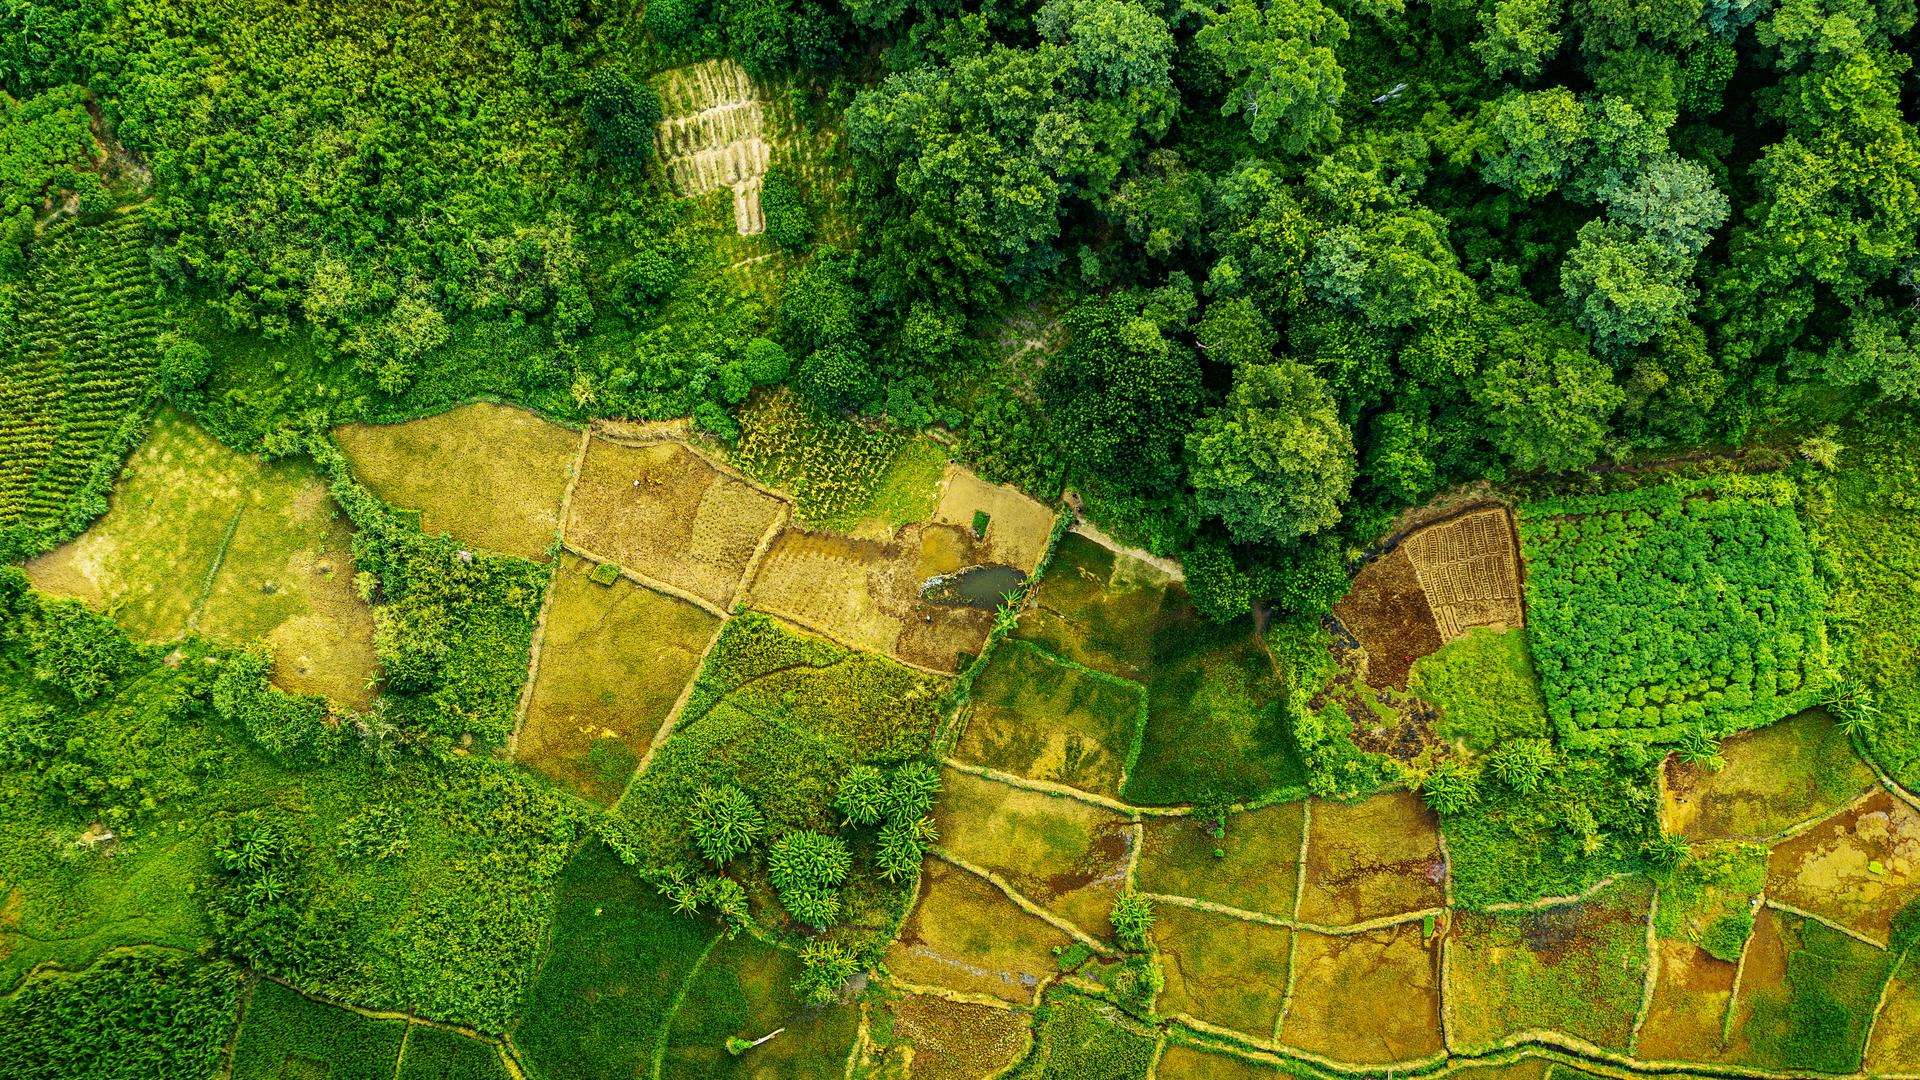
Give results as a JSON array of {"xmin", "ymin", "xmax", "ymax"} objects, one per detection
[
  {"xmin": 18, "ymin": 595, "xmax": 140, "ymax": 702},
  {"xmin": 396, "ymin": 1027, "xmax": 510, "ymax": 1080},
  {"xmin": 1522, "ymin": 476, "xmax": 1835, "ymax": 748},
  {"xmin": 0, "ymin": 951, "xmax": 240, "ymax": 1080},
  {"xmin": 761, "ymin": 168, "xmax": 812, "ymax": 251},
  {"xmin": 1022, "ymin": 992, "xmax": 1157, "ymax": 1079},
  {"xmin": 584, "ymin": 66, "xmax": 661, "ymax": 172},
  {"xmin": 516, "ymin": 841, "xmax": 719, "ymax": 1080},
  {"xmin": 1108, "ymin": 891, "xmax": 1154, "ymax": 950},
  {"xmin": 1187, "ymin": 360, "xmax": 1354, "ymax": 544},
  {"xmin": 229, "ymin": 981, "xmax": 405, "ymax": 1080}
]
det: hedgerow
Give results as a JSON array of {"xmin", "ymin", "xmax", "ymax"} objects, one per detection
[{"xmin": 1521, "ymin": 475, "xmax": 1835, "ymax": 749}]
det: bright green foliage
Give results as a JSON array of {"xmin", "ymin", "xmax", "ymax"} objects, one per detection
[
  {"xmin": 876, "ymin": 814, "xmax": 935, "ymax": 882},
  {"xmin": 1475, "ymin": 0, "xmax": 1564, "ymax": 78},
  {"xmin": 761, "ymin": 167, "xmax": 812, "ymax": 251},
  {"xmin": 1408, "ymin": 627, "xmax": 1550, "ymax": 750},
  {"xmin": 1027, "ymin": 992, "xmax": 1158, "ymax": 1079},
  {"xmin": 689, "ymin": 784, "xmax": 765, "ymax": 864},
  {"xmin": 1443, "ymin": 749, "xmax": 1659, "ymax": 907},
  {"xmin": 796, "ymin": 939, "xmax": 860, "ymax": 1007},
  {"xmin": 1108, "ymin": 890, "xmax": 1155, "ymax": 949},
  {"xmin": 1192, "ymin": 0, "xmax": 1349, "ymax": 152},
  {"xmin": 1654, "ymin": 841, "xmax": 1766, "ymax": 960},
  {"xmin": 0, "ymin": 951, "xmax": 239, "ymax": 1080},
  {"xmin": 1471, "ymin": 295, "xmax": 1623, "ymax": 472},
  {"xmin": 1306, "ymin": 212, "xmax": 1473, "ymax": 330},
  {"xmin": 0, "ymin": 85, "xmax": 103, "ymax": 230},
  {"xmin": 1560, "ymin": 218, "xmax": 1694, "ymax": 354},
  {"xmin": 834, "ymin": 764, "xmax": 888, "ymax": 826},
  {"xmin": 0, "ymin": 212, "xmax": 162, "ymax": 561},
  {"xmin": 768, "ymin": 830, "xmax": 852, "ymax": 926},
  {"xmin": 1522, "ymin": 476, "xmax": 1835, "ymax": 748},
  {"xmin": 1187, "ymin": 360, "xmax": 1354, "ymax": 544},
  {"xmin": 583, "ymin": 66, "xmax": 661, "ymax": 172},
  {"xmin": 883, "ymin": 761, "xmax": 943, "ymax": 822},
  {"xmin": 13, "ymin": 591, "xmax": 140, "ymax": 702},
  {"xmin": 211, "ymin": 648, "xmax": 335, "ymax": 767},
  {"xmin": 1419, "ymin": 759, "xmax": 1482, "ymax": 815},
  {"xmin": 396, "ymin": 1026, "xmax": 510, "ymax": 1080}
]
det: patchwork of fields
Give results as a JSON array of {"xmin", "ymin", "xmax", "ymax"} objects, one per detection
[{"xmin": 9, "ymin": 403, "xmax": 1920, "ymax": 1080}]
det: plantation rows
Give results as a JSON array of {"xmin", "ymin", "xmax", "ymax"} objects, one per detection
[{"xmin": 0, "ymin": 210, "xmax": 163, "ymax": 546}]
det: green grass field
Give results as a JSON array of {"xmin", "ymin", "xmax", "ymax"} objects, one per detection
[{"xmin": 231, "ymin": 981, "xmax": 407, "ymax": 1080}]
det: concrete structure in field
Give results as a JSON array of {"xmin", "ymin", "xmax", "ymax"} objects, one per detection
[{"xmin": 654, "ymin": 59, "xmax": 769, "ymax": 236}]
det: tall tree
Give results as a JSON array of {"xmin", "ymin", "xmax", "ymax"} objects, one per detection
[{"xmin": 1187, "ymin": 361, "xmax": 1356, "ymax": 543}]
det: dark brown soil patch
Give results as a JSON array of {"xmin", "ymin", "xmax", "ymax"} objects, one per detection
[{"xmin": 1333, "ymin": 547, "xmax": 1443, "ymax": 689}]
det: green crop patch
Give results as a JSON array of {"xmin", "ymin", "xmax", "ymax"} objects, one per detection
[
  {"xmin": 1127, "ymin": 605, "xmax": 1305, "ymax": 806},
  {"xmin": 231, "ymin": 981, "xmax": 406, "ymax": 1080},
  {"xmin": 660, "ymin": 935, "xmax": 858, "ymax": 1078},
  {"xmin": 1446, "ymin": 880, "xmax": 1654, "ymax": 1052},
  {"xmin": 1136, "ymin": 801, "xmax": 1304, "ymax": 919},
  {"xmin": 1155, "ymin": 1043, "xmax": 1278, "ymax": 1079},
  {"xmin": 396, "ymin": 1026, "xmax": 511, "ymax": 1080},
  {"xmin": 515, "ymin": 841, "xmax": 720, "ymax": 1080},
  {"xmin": 733, "ymin": 387, "xmax": 907, "ymax": 525},
  {"xmin": 0, "ymin": 950, "xmax": 240, "ymax": 1079},
  {"xmin": 1728, "ymin": 907, "xmax": 1890, "ymax": 1073},
  {"xmin": 1407, "ymin": 626, "xmax": 1550, "ymax": 750},
  {"xmin": 954, "ymin": 640, "xmax": 1144, "ymax": 799},
  {"xmin": 1025, "ymin": 991, "xmax": 1157, "ymax": 1080},
  {"xmin": 1868, "ymin": 949, "xmax": 1920, "ymax": 1072},
  {"xmin": 0, "ymin": 210, "xmax": 164, "ymax": 563},
  {"xmin": 517, "ymin": 553, "xmax": 719, "ymax": 805},
  {"xmin": 1016, "ymin": 532, "xmax": 1173, "ymax": 681},
  {"xmin": 1520, "ymin": 476, "xmax": 1835, "ymax": 749}
]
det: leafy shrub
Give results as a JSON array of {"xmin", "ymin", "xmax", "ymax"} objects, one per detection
[
  {"xmin": 583, "ymin": 66, "xmax": 661, "ymax": 171},
  {"xmin": 834, "ymin": 764, "xmax": 887, "ymax": 825},
  {"xmin": 0, "ymin": 951, "xmax": 240, "ymax": 1080},
  {"xmin": 1109, "ymin": 891, "xmax": 1155, "ymax": 950},
  {"xmin": 768, "ymin": 830, "xmax": 851, "ymax": 926},
  {"xmin": 795, "ymin": 940, "xmax": 859, "ymax": 1006},
  {"xmin": 211, "ymin": 648, "xmax": 335, "ymax": 766},
  {"xmin": 761, "ymin": 167, "xmax": 812, "ymax": 251},
  {"xmin": 21, "ymin": 596, "xmax": 139, "ymax": 702},
  {"xmin": 687, "ymin": 783, "xmax": 764, "ymax": 864}
]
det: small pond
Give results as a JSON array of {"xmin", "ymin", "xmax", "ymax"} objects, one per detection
[{"xmin": 921, "ymin": 564, "xmax": 1026, "ymax": 610}]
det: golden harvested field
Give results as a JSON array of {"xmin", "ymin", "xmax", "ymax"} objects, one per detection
[
  {"xmin": 1280, "ymin": 923, "xmax": 1444, "ymax": 1064},
  {"xmin": 884, "ymin": 860, "xmax": 1070, "ymax": 1005},
  {"xmin": 333, "ymin": 402, "xmax": 580, "ymax": 560},
  {"xmin": 1400, "ymin": 507, "xmax": 1524, "ymax": 641},
  {"xmin": 26, "ymin": 408, "xmax": 378, "ymax": 706},
  {"xmin": 566, "ymin": 438, "xmax": 785, "ymax": 609},
  {"xmin": 933, "ymin": 768, "xmax": 1133, "ymax": 935},
  {"xmin": 931, "ymin": 465, "xmax": 1056, "ymax": 572},
  {"xmin": 1298, "ymin": 791, "xmax": 1447, "ymax": 926},
  {"xmin": 883, "ymin": 994, "xmax": 1032, "ymax": 1080},
  {"xmin": 516, "ymin": 554, "xmax": 720, "ymax": 805}
]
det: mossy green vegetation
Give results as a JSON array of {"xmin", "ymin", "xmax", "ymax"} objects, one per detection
[
  {"xmin": 659, "ymin": 934, "xmax": 859, "ymax": 1077},
  {"xmin": 1409, "ymin": 627, "xmax": 1550, "ymax": 750},
  {"xmin": 396, "ymin": 1026, "xmax": 513, "ymax": 1080},
  {"xmin": 1655, "ymin": 843, "xmax": 1767, "ymax": 961},
  {"xmin": 1017, "ymin": 991, "xmax": 1158, "ymax": 1080},
  {"xmin": 1521, "ymin": 477, "xmax": 1835, "ymax": 749},
  {"xmin": 230, "ymin": 981, "xmax": 407, "ymax": 1080},
  {"xmin": 1738, "ymin": 912, "xmax": 1890, "ymax": 1073},
  {"xmin": 955, "ymin": 639, "xmax": 1144, "ymax": 798},
  {"xmin": 0, "ymin": 950, "xmax": 240, "ymax": 1080},
  {"xmin": 515, "ymin": 841, "xmax": 720, "ymax": 1080}
]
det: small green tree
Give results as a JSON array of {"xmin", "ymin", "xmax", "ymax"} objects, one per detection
[
  {"xmin": 795, "ymin": 940, "xmax": 860, "ymax": 1006},
  {"xmin": 1186, "ymin": 361, "xmax": 1355, "ymax": 545},
  {"xmin": 883, "ymin": 762, "xmax": 943, "ymax": 823},
  {"xmin": 583, "ymin": 66, "xmax": 662, "ymax": 171},
  {"xmin": 1420, "ymin": 760, "xmax": 1482, "ymax": 815},
  {"xmin": 1109, "ymin": 890, "xmax": 1156, "ymax": 949},
  {"xmin": 688, "ymin": 784, "xmax": 765, "ymax": 864},
  {"xmin": 835, "ymin": 764, "xmax": 888, "ymax": 826}
]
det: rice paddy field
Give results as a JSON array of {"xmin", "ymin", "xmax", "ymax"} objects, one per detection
[{"xmin": 12, "ymin": 400, "xmax": 1920, "ymax": 1080}]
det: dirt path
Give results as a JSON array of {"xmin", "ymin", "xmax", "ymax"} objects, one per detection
[{"xmin": 1066, "ymin": 517, "xmax": 1185, "ymax": 582}]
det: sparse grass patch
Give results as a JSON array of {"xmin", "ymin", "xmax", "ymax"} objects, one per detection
[
  {"xmin": 514, "ymin": 841, "xmax": 719, "ymax": 1080},
  {"xmin": 733, "ymin": 388, "xmax": 904, "ymax": 524},
  {"xmin": 518, "ymin": 554, "xmax": 718, "ymax": 805},
  {"xmin": 1149, "ymin": 902, "xmax": 1291, "ymax": 1038},
  {"xmin": 1867, "ymin": 949, "xmax": 1920, "ymax": 1072},
  {"xmin": 1637, "ymin": 937, "xmax": 1740, "ymax": 1064},
  {"xmin": 1765, "ymin": 789, "xmax": 1920, "ymax": 943},
  {"xmin": 230, "ymin": 981, "xmax": 406, "ymax": 1080},
  {"xmin": 1281, "ymin": 923, "xmax": 1443, "ymax": 1064},
  {"xmin": 1299, "ymin": 790, "xmax": 1446, "ymax": 925},
  {"xmin": 1408, "ymin": 627, "xmax": 1549, "ymax": 750},
  {"xmin": 955, "ymin": 641, "xmax": 1144, "ymax": 799},
  {"xmin": 1136, "ymin": 801, "xmax": 1304, "ymax": 919},
  {"xmin": 25, "ymin": 408, "xmax": 378, "ymax": 705},
  {"xmin": 880, "ymin": 993, "xmax": 1032, "ymax": 1080},
  {"xmin": 333, "ymin": 403, "xmax": 579, "ymax": 561},
  {"xmin": 1663, "ymin": 709, "xmax": 1873, "ymax": 841},
  {"xmin": 1154, "ymin": 1043, "xmax": 1277, "ymax": 1079},
  {"xmin": 567, "ymin": 438, "xmax": 784, "ymax": 608},
  {"xmin": 884, "ymin": 859, "xmax": 1071, "ymax": 1004},
  {"xmin": 933, "ymin": 769, "xmax": 1132, "ymax": 935},
  {"xmin": 1446, "ymin": 880, "xmax": 1654, "ymax": 1052}
]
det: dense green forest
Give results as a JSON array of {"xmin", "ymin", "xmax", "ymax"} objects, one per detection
[{"xmin": 5, "ymin": 0, "xmax": 1920, "ymax": 1074}]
